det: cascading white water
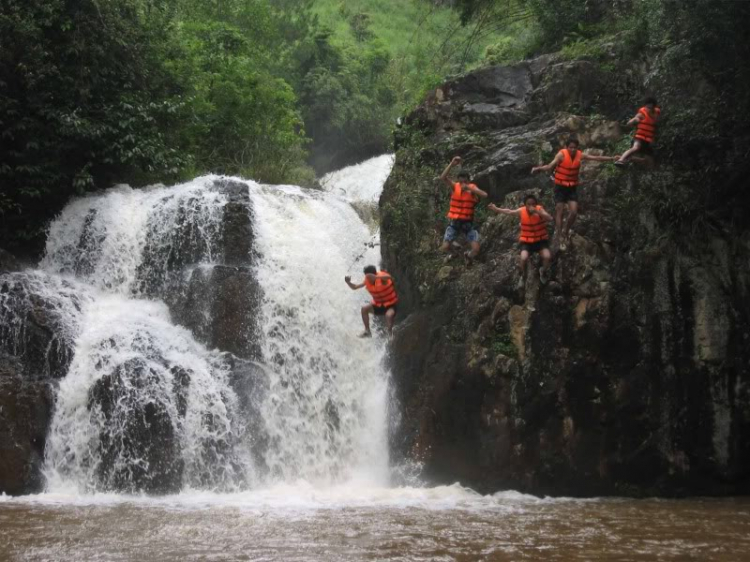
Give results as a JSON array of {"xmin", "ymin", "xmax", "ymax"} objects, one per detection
[
  {"xmin": 38, "ymin": 176, "xmax": 247, "ymax": 493},
  {"xmin": 28, "ymin": 155, "xmax": 395, "ymax": 494},
  {"xmin": 41, "ymin": 179, "xmax": 227, "ymax": 295},
  {"xmin": 248, "ymin": 180, "xmax": 390, "ymax": 485}
]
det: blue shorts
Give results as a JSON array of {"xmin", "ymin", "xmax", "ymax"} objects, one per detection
[{"xmin": 444, "ymin": 220, "xmax": 479, "ymax": 243}]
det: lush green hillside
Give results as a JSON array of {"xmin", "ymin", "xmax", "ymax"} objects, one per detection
[{"xmin": 310, "ymin": 0, "xmax": 528, "ymax": 108}]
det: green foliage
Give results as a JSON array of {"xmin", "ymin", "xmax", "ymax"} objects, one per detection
[
  {"xmin": 559, "ymin": 38, "xmax": 605, "ymax": 61},
  {"xmin": 167, "ymin": 20, "xmax": 309, "ymax": 183},
  {"xmin": 492, "ymin": 333, "xmax": 516, "ymax": 358},
  {"xmin": 311, "ymin": 0, "xmax": 509, "ymax": 111},
  {"xmin": 0, "ymin": 0, "xmax": 186, "ymax": 248}
]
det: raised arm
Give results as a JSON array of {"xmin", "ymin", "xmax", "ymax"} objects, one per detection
[
  {"xmin": 488, "ymin": 203, "xmax": 521, "ymax": 216},
  {"xmin": 440, "ymin": 156, "xmax": 462, "ymax": 187},
  {"xmin": 531, "ymin": 151, "xmax": 563, "ymax": 174},
  {"xmin": 344, "ymin": 276, "xmax": 365, "ymax": 290}
]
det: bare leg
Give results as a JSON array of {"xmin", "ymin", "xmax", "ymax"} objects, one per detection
[
  {"xmin": 385, "ymin": 308, "xmax": 396, "ymax": 336},
  {"xmin": 541, "ymin": 248, "xmax": 552, "ymax": 271},
  {"xmin": 468, "ymin": 240, "xmax": 480, "ymax": 259},
  {"xmin": 555, "ymin": 202, "xmax": 565, "ymax": 236},
  {"xmin": 439, "ymin": 240, "xmax": 451, "ymax": 252},
  {"xmin": 539, "ymin": 247, "xmax": 552, "ymax": 284},
  {"xmin": 520, "ymin": 250, "xmax": 530, "ymax": 274},
  {"xmin": 518, "ymin": 250, "xmax": 529, "ymax": 289},
  {"xmin": 563, "ymin": 201, "xmax": 578, "ymax": 240},
  {"xmin": 617, "ymin": 140, "xmax": 642, "ymax": 163},
  {"xmin": 360, "ymin": 304, "xmax": 373, "ymax": 336}
]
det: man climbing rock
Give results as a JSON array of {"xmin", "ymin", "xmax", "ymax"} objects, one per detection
[
  {"xmin": 439, "ymin": 156, "xmax": 488, "ymax": 264},
  {"xmin": 615, "ymin": 97, "xmax": 661, "ymax": 168},
  {"xmin": 531, "ymin": 138, "xmax": 616, "ymax": 251},
  {"xmin": 489, "ymin": 194, "xmax": 553, "ymax": 289},
  {"xmin": 345, "ymin": 265, "xmax": 398, "ymax": 337}
]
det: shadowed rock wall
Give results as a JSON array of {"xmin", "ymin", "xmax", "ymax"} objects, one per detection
[{"xmin": 383, "ymin": 55, "xmax": 750, "ymax": 497}]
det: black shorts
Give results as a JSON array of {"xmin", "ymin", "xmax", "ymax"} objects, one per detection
[
  {"xmin": 373, "ymin": 304, "xmax": 397, "ymax": 316},
  {"xmin": 520, "ymin": 240, "xmax": 550, "ymax": 254},
  {"xmin": 554, "ymin": 184, "xmax": 578, "ymax": 204},
  {"xmin": 632, "ymin": 138, "xmax": 654, "ymax": 156}
]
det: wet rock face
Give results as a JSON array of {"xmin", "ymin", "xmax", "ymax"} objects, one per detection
[
  {"xmin": 88, "ymin": 358, "xmax": 185, "ymax": 494},
  {"xmin": 383, "ymin": 58, "xmax": 750, "ymax": 496},
  {"xmin": 160, "ymin": 179, "xmax": 261, "ymax": 359},
  {"xmin": 0, "ymin": 248, "xmax": 21, "ymax": 273},
  {"xmin": 0, "ymin": 357, "xmax": 54, "ymax": 495},
  {"xmin": 0, "ymin": 263, "xmax": 80, "ymax": 495}
]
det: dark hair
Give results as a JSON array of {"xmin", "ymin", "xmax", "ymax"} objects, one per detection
[
  {"xmin": 644, "ymin": 96, "xmax": 658, "ymax": 106},
  {"xmin": 363, "ymin": 265, "xmax": 377, "ymax": 275},
  {"xmin": 524, "ymin": 193, "xmax": 537, "ymax": 204},
  {"xmin": 457, "ymin": 171, "xmax": 470, "ymax": 180},
  {"xmin": 566, "ymin": 137, "xmax": 580, "ymax": 147}
]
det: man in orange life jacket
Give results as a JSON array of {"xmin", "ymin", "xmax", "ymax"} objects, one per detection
[
  {"xmin": 345, "ymin": 265, "xmax": 398, "ymax": 338},
  {"xmin": 439, "ymin": 156, "xmax": 488, "ymax": 263},
  {"xmin": 531, "ymin": 138, "xmax": 616, "ymax": 251},
  {"xmin": 615, "ymin": 97, "xmax": 661, "ymax": 167},
  {"xmin": 489, "ymin": 194, "xmax": 553, "ymax": 288}
]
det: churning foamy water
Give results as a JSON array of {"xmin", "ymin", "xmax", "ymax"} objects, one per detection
[{"xmin": 3, "ymin": 155, "xmax": 395, "ymax": 496}]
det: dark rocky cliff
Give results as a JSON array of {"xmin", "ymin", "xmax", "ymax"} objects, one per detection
[{"xmin": 383, "ymin": 54, "xmax": 750, "ymax": 496}]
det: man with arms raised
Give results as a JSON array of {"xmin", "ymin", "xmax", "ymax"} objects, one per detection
[{"xmin": 439, "ymin": 156, "xmax": 488, "ymax": 264}]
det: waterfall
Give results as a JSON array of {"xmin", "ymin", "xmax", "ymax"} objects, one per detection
[
  {"xmin": 22, "ymin": 155, "xmax": 395, "ymax": 494},
  {"xmin": 249, "ymin": 182, "xmax": 389, "ymax": 485}
]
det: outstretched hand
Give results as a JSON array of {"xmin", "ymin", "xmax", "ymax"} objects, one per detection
[
  {"xmin": 488, "ymin": 203, "xmax": 499, "ymax": 212},
  {"xmin": 530, "ymin": 166, "xmax": 541, "ymax": 174},
  {"xmin": 344, "ymin": 276, "xmax": 351, "ymax": 283},
  {"xmin": 450, "ymin": 156, "xmax": 461, "ymax": 166}
]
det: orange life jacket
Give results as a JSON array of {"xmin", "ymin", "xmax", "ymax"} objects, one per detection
[
  {"xmin": 553, "ymin": 148, "xmax": 582, "ymax": 187},
  {"xmin": 447, "ymin": 182, "xmax": 479, "ymax": 221},
  {"xmin": 634, "ymin": 106, "xmax": 660, "ymax": 143},
  {"xmin": 365, "ymin": 271, "xmax": 398, "ymax": 308},
  {"xmin": 519, "ymin": 206, "xmax": 549, "ymax": 243}
]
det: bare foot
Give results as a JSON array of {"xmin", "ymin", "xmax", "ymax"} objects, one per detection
[{"xmin": 358, "ymin": 331, "xmax": 372, "ymax": 338}]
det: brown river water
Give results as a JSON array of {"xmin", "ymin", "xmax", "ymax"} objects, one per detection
[{"xmin": 1, "ymin": 486, "xmax": 748, "ymax": 562}]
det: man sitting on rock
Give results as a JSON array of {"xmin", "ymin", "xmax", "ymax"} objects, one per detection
[
  {"xmin": 489, "ymin": 194, "xmax": 553, "ymax": 289},
  {"xmin": 439, "ymin": 156, "xmax": 488, "ymax": 264},
  {"xmin": 345, "ymin": 265, "xmax": 398, "ymax": 338},
  {"xmin": 615, "ymin": 96, "xmax": 661, "ymax": 168},
  {"xmin": 531, "ymin": 137, "xmax": 617, "ymax": 251}
]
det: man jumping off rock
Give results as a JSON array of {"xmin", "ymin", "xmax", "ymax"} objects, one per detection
[
  {"xmin": 489, "ymin": 194, "xmax": 553, "ymax": 289},
  {"xmin": 439, "ymin": 156, "xmax": 488, "ymax": 264},
  {"xmin": 345, "ymin": 265, "xmax": 398, "ymax": 338},
  {"xmin": 531, "ymin": 137, "xmax": 616, "ymax": 251},
  {"xmin": 615, "ymin": 97, "xmax": 661, "ymax": 168}
]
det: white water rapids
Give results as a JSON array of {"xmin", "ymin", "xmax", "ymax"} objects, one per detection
[{"xmin": 1, "ymin": 154, "xmax": 417, "ymax": 498}]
